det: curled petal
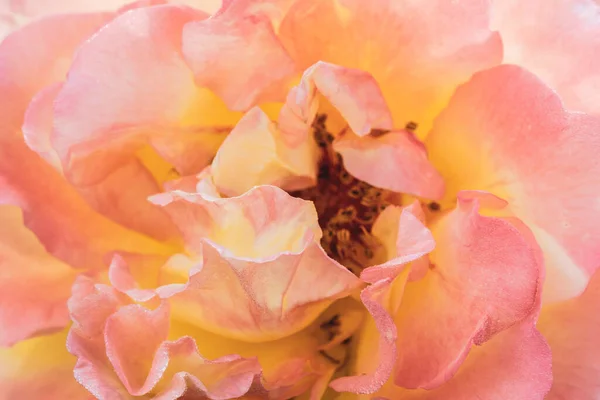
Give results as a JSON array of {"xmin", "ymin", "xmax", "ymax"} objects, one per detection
[
  {"xmin": 491, "ymin": 0, "xmax": 600, "ymax": 113},
  {"xmin": 426, "ymin": 64, "xmax": 600, "ymax": 303},
  {"xmin": 539, "ymin": 270, "xmax": 600, "ymax": 400},
  {"xmin": 391, "ymin": 194, "xmax": 541, "ymax": 389},
  {"xmin": 278, "ymin": 0, "xmax": 502, "ymax": 135},
  {"xmin": 333, "ymin": 129, "xmax": 444, "ymax": 199},
  {"xmin": 279, "ymin": 61, "xmax": 393, "ymax": 145},
  {"xmin": 182, "ymin": 6, "xmax": 296, "ymax": 110},
  {"xmin": 362, "ymin": 203, "xmax": 435, "ymax": 284},
  {"xmin": 150, "ymin": 185, "xmax": 361, "ymax": 341},
  {"xmin": 211, "ymin": 107, "xmax": 318, "ymax": 196}
]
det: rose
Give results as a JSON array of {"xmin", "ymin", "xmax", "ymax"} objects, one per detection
[{"xmin": 0, "ymin": 1, "xmax": 599, "ymax": 400}]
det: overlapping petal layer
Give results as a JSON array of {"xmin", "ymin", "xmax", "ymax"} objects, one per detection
[{"xmin": 426, "ymin": 64, "xmax": 600, "ymax": 303}]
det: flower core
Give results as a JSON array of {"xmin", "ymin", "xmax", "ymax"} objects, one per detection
[{"xmin": 290, "ymin": 115, "xmax": 391, "ymax": 273}]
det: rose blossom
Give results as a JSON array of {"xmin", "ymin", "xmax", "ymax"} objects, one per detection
[{"xmin": 0, "ymin": 0, "xmax": 599, "ymax": 399}]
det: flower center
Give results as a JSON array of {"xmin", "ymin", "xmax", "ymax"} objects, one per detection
[{"xmin": 290, "ymin": 114, "xmax": 391, "ymax": 273}]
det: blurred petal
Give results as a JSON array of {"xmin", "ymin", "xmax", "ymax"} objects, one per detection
[
  {"xmin": 426, "ymin": 64, "xmax": 600, "ymax": 303},
  {"xmin": 151, "ymin": 185, "xmax": 361, "ymax": 341},
  {"xmin": 212, "ymin": 107, "xmax": 318, "ymax": 196},
  {"xmin": 333, "ymin": 129, "xmax": 444, "ymax": 199},
  {"xmin": 51, "ymin": 5, "xmax": 237, "ymax": 186},
  {"xmin": 491, "ymin": 0, "xmax": 600, "ymax": 113},
  {"xmin": 0, "ymin": 12, "xmax": 113, "ymax": 130},
  {"xmin": 0, "ymin": 330, "xmax": 90, "ymax": 399},
  {"xmin": 391, "ymin": 194, "xmax": 541, "ymax": 389},
  {"xmin": 278, "ymin": 0, "xmax": 502, "ymax": 135},
  {"xmin": 539, "ymin": 270, "xmax": 600, "ymax": 400},
  {"xmin": 182, "ymin": 5, "xmax": 296, "ymax": 110},
  {"xmin": 0, "ymin": 206, "xmax": 76, "ymax": 346}
]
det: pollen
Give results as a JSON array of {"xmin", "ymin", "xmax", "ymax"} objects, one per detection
[{"xmin": 290, "ymin": 114, "xmax": 391, "ymax": 272}]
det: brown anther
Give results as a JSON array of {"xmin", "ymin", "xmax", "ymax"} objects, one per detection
[
  {"xmin": 405, "ymin": 121, "xmax": 418, "ymax": 131},
  {"xmin": 428, "ymin": 202, "xmax": 441, "ymax": 211}
]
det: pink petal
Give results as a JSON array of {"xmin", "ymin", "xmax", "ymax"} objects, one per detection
[
  {"xmin": 150, "ymin": 185, "xmax": 362, "ymax": 341},
  {"xmin": 330, "ymin": 279, "xmax": 399, "ymax": 394},
  {"xmin": 0, "ymin": 330, "xmax": 91, "ymax": 399},
  {"xmin": 333, "ymin": 129, "xmax": 445, "ymax": 199},
  {"xmin": 362, "ymin": 203, "xmax": 435, "ymax": 284},
  {"xmin": 391, "ymin": 194, "xmax": 541, "ymax": 389},
  {"xmin": 277, "ymin": 0, "xmax": 502, "ymax": 135},
  {"xmin": 51, "ymin": 5, "xmax": 234, "ymax": 186},
  {"xmin": 426, "ymin": 64, "xmax": 600, "ymax": 303},
  {"xmin": 377, "ymin": 321, "xmax": 552, "ymax": 399},
  {"xmin": 0, "ymin": 206, "xmax": 76, "ymax": 346},
  {"xmin": 491, "ymin": 0, "xmax": 600, "ymax": 113},
  {"xmin": 182, "ymin": 5, "xmax": 296, "ymax": 111},
  {"xmin": 278, "ymin": 61, "xmax": 393, "ymax": 145},
  {"xmin": 0, "ymin": 12, "xmax": 114, "ymax": 130},
  {"xmin": 539, "ymin": 270, "xmax": 600, "ymax": 400},
  {"xmin": 211, "ymin": 107, "xmax": 318, "ymax": 196}
]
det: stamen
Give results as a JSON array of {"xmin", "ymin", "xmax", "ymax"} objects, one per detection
[{"xmin": 290, "ymin": 114, "xmax": 392, "ymax": 272}]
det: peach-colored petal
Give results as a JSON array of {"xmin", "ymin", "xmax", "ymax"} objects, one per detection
[
  {"xmin": 491, "ymin": 0, "xmax": 600, "ymax": 113},
  {"xmin": 330, "ymin": 279, "xmax": 399, "ymax": 394},
  {"xmin": 211, "ymin": 107, "xmax": 318, "ymax": 196},
  {"xmin": 51, "ymin": 5, "xmax": 237, "ymax": 186},
  {"xmin": 0, "ymin": 330, "xmax": 91, "ymax": 399},
  {"xmin": 182, "ymin": 5, "xmax": 296, "ymax": 111},
  {"xmin": 426, "ymin": 64, "xmax": 600, "ymax": 303},
  {"xmin": 278, "ymin": 61, "xmax": 393, "ymax": 146},
  {"xmin": 362, "ymin": 203, "xmax": 435, "ymax": 284},
  {"xmin": 150, "ymin": 185, "xmax": 361, "ymax": 341},
  {"xmin": 333, "ymin": 129, "xmax": 444, "ymax": 200},
  {"xmin": 0, "ymin": 12, "xmax": 114, "ymax": 130},
  {"xmin": 539, "ymin": 270, "xmax": 600, "ymax": 400},
  {"xmin": 0, "ymin": 206, "xmax": 76, "ymax": 346},
  {"xmin": 278, "ymin": 0, "xmax": 502, "ymax": 135},
  {"xmin": 376, "ymin": 321, "xmax": 552, "ymax": 399},
  {"xmin": 390, "ymin": 194, "xmax": 541, "ymax": 389}
]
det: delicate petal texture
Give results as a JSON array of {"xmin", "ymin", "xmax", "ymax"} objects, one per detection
[
  {"xmin": 150, "ymin": 185, "xmax": 361, "ymax": 341},
  {"xmin": 492, "ymin": 0, "xmax": 600, "ymax": 113},
  {"xmin": 362, "ymin": 203, "xmax": 435, "ymax": 284},
  {"xmin": 376, "ymin": 321, "xmax": 552, "ymax": 399},
  {"xmin": 391, "ymin": 195, "xmax": 541, "ymax": 389},
  {"xmin": 0, "ymin": 206, "xmax": 76, "ymax": 346},
  {"xmin": 51, "ymin": 5, "xmax": 238, "ymax": 186},
  {"xmin": 426, "ymin": 64, "xmax": 600, "ymax": 303},
  {"xmin": 211, "ymin": 107, "xmax": 318, "ymax": 196},
  {"xmin": 277, "ymin": 0, "xmax": 502, "ymax": 135},
  {"xmin": 333, "ymin": 129, "xmax": 444, "ymax": 199},
  {"xmin": 278, "ymin": 61, "xmax": 393, "ymax": 145},
  {"xmin": 539, "ymin": 270, "xmax": 600, "ymax": 400},
  {"xmin": 0, "ymin": 12, "xmax": 113, "ymax": 130},
  {"xmin": 182, "ymin": 5, "xmax": 296, "ymax": 110},
  {"xmin": 0, "ymin": 330, "xmax": 90, "ymax": 399},
  {"xmin": 330, "ymin": 279, "xmax": 399, "ymax": 394}
]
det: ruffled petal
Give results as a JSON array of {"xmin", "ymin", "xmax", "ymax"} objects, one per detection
[
  {"xmin": 391, "ymin": 193, "xmax": 541, "ymax": 389},
  {"xmin": 491, "ymin": 0, "xmax": 600, "ymax": 113},
  {"xmin": 426, "ymin": 64, "xmax": 600, "ymax": 303},
  {"xmin": 0, "ymin": 329, "xmax": 90, "ymax": 399},
  {"xmin": 51, "ymin": 5, "xmax": 237, "ymax": 186},
  {"xmin": 211, "ymin": 107, "xmax": 318, "ymax": 196},
  {"xmin": 150, "ymin": 185, "xmax": 362, "ymax": 341},
  {"xmin": 182, "ymin": 4, "xmax": 296, "ymax": 111},
  {"xmin": 0, "ymin": 206, "xmax": 76, "ymax": 346},
  {"xmin": 539, "ymin": 270, "xmax": 600, "ymax": 400},
  {"xmin": 277, "ymin": 0, "xmax": 502, "ymax": 135}
]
